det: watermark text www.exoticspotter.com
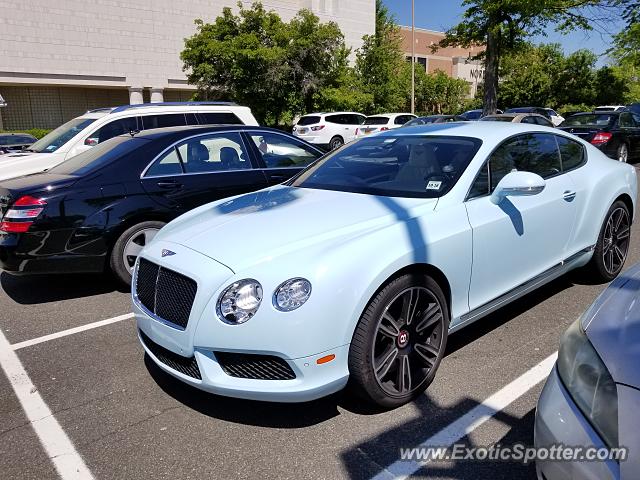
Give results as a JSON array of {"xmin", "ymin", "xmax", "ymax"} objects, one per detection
[{"xmin": 399, "ymin": 443, "xmax": 628, "ymax": 464}]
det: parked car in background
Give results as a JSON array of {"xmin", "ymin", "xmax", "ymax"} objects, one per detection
[
  {"xmin": 594, "ymin": 105, "xmax": 626, "ymax": 113},
  {"xmin": 480, "ymin": 113, "xmax": 554, "ymax": 127},
  {"xmin": 535, "ymin": 263, "xmax": 640, "ymax": 480},
  {"xmin": 460, "ymin": 108, "xmax": 503, "ymax": 121},
  {"xmin": 354, "ymin": 113, "xmax": 416, "ymax": 138},
  {"xmin": 559, "ymin": 111, "xmax": 640, "ymax": 162},
  {"xmin": 543, "ymin": 108, "xmax": 565, "ymax": 126},
  {"xmin": 403, "ymin": 115, "xmax": 466, "ymax": 126},
  {"xmin": 0, "ymin": 133, "xmax": 37, "ymax": 154},
  {"xmin": 132, "ymin": 122, "xmax": 635, "ymax": 408},
  {"xmin": 0, "ymin": 125, "xmax": 323, "ymax": 286},
  {"xmin": 0, "ymin": 102, "xmax": 259, "ymax": 182},
  {"xmin": 505, "ymin": 106, "xmax": 552, "ymax": 119},
  {"xmin": 292, "ymin": 112, "xmax": 366, "ymax": 150}
]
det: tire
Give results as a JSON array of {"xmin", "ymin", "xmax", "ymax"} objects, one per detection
[
  {"xmin": 583, "ymin": 201, "xmax": 631, "ymax": 282},
  {"xmin": 348, "ymin": 273, "xmax": 449, "ymax": 409},
  {"xmin": 617, "ymin": 143, "xmax": 629, "ymax": 163},
  {"xmin": 329, "ymin": 136, "xmax": 344, "ymax": 150},
  {"xmin": 109, "ymin": 221, "xmax": 165, "ymax": 287}
]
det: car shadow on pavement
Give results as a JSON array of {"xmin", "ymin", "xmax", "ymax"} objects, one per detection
[{"xmin": 0, "ymin": 271, "xmax": 126, "ymax": 304}]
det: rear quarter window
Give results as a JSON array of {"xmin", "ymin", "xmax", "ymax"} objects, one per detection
[{"xmin": 556, "ymin": 135, "xmax": 586, "ymax": 171}]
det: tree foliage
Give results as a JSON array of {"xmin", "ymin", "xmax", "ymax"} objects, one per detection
[
  {"xmin": 438, "ymin": 0, "xmax": 607, "ymax": 115},
  {"xmin": 498, "ymin": 42, "xmax": 628, "ymax": 109},
  {"xmin": 181, "ymin": 2, "xmax": 349, "ymax": 125}
]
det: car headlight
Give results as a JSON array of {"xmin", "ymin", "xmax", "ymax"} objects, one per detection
[
  {"xmin": 557, "ymin": 319, "xmax": 618, "ymax": 449},
  {"xmin": 217, "ymin": 279, "xmax": 263, "ymax": 324},
  {"xmin": 273, "ymin": 278, "xmax": 312, "ymax": 311}
]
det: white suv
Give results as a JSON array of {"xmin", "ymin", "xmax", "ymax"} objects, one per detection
[
  {"xmin": 354, "ymin": 113, "xmax": 416, "ymax": 138},
  {"xmin": 0, "ymin": 102, "xmax": 258, "ymax": 181},
  {"xmin": 292, "ymin": 112, "xmax": 366, "ymax": 150}
]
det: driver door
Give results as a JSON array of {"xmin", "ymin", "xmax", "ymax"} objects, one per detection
[{"xmin": 464, "ymin": 133, "xmax": 578, "ymax": 311}]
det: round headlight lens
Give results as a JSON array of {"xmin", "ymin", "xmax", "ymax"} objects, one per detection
[
  {"xmin": 217, "ymin": 279, "xmax": 263, "ymax": 324},
  {"xmin": 274, "ymin": 278, "xmax": 312, "ymax": 312}
]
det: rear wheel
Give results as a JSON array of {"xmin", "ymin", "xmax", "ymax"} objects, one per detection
[
  {"xmin": 329, "ymin": 136, "xmax": 344, "ymax": 150},
  {"xmin": 110, "ymin": 221, "xmax": 165, "ymax": 287},
  {"xmin": 583, "ymin": 201, "xmax": 630, "ymax": 282},
  {"xmin": 617, "ymin": 143, "xmax": 629, "ymax": 163},
  {"xmin": 348, "ymin": 273, "xmax": 449, "ymax": 409}
]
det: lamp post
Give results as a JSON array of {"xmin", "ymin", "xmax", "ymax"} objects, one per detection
[{"xmin": 411, "ymin": 0, "xmax": 415, "ymax": 114}]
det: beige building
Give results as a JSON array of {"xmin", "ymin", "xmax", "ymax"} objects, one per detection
[
  {"xmin": 0, "ymin": 0, "xmax": 375, "ymax": 130},
  {"xmin": 399, "ymin": 26, "xmax": 485, "ymax": 98}
]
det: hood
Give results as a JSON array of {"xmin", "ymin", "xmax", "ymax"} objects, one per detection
[
  {"xmin": 582, "ymin": 263, "xmax": 640, "ymax": 388},
  {"xmin": 155, "ymin": 185, "xmax": 437, "ymax": 271},
  {"xmin": 0, "ymin": 152, "xmax": 65, "ymax": 182}
]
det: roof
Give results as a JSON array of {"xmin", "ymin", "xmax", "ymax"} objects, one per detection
[
  {"xmin": 86, "ymin": 101, "xmax": 239, "ymax": 115},
  {"xmin": 379, "ymin": 120, "xmax": 562, "ymax": 142}
]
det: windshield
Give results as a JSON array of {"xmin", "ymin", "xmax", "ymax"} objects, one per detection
[
  {"xmin": 364, "ymin": 117, "xmax": 390, "ymax": 125},
  {"xmin": 561, "ymin": 114, "xmax": 614, "ymax": 126},
  {"xmin": 28, "ymin": 117, "xmax": 98, "ymax": 153},
  {"xmin": 406, "ymin": 117, "xmax": 436, "ymax": 126},
  {"xmin": 297, "ymin": 116, "xmax": 321, "ymax": 126},
  {"xmin": 48, "ymin": 135, "xmax": 143, "ymax": 175},
  {"xmin": 0, "ymin": 135, "xmax": 35, "ymax": 145},
  {"xmin": 480, "ymin": 116, "xmax": 513, "ymax": 122},
  {"xmin": 289, "ymin": 135, "xmax": 482, "ymax": 198},
  {"xmin": 463, "ymin": 110, "xmax": 482, "ymax": 120}
]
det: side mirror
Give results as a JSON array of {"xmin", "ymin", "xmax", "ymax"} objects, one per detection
[
  {"xmin": 490, "ymin": 171, "xmax": 545, "ymax": 205},
  {"xmin": 84, "ymin": 137, "xmax": 98, "ymax": 147}
]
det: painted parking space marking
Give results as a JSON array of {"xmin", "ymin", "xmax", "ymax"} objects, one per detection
[
  {"xmin": 0, "ymin": 327, "xmax": 95, "ymax": 480},
  {"xmin": 371, "ymin": 352, "xmax": 558, "ymax": 480},
  {"xmin": 11, "ymin": 313, "xmax": 134, "ymax": 351}
]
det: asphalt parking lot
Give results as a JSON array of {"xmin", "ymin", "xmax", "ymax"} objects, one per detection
[{"xmin": 2, "ymin": 172, "xmax": 639, "ymax": 480}]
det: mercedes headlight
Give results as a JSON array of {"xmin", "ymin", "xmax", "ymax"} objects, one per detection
[
  {"xmin": 217, "ymin": 279, "xmax": 263, "ymax": 324},
  {"xmin": 273, "ymin": 278, "xmax": 312, "ymax": 311},
  {"xmin": 557, "ymin": 319, "xmax": 618, "ymax": 449}
]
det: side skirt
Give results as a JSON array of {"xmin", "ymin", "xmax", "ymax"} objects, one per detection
[{"xmin": 449, "ymin": 246, "xmax": 594, "ymax": 334}]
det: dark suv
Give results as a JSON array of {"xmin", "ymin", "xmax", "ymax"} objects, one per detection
[{"xmin": 0, "ymin": 125, "xmax": 323, "ymax": 285}]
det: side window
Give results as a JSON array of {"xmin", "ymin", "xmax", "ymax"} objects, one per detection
[
  {"xmin": 141, "ymin": 114, "xmax": 187, "ymax": 130},
  {"xmin": 468, "ymin": 162, "xmax": 489, "ymax": 199},
  {"xmin": 145, "ymin": 147, "xmax": 183, "ymax": 177},
  {"xmin": 356, "ymin": 115, "xmax": 366, "ymax": 125},
  {"xmin": 395, "ymin": 116, "xmax": 409, "ymax": 125},
  {"xmin": 177, "ymin": 132, "xmax": 251, "ymax": 174},
  {"xmin": 488, "ymin": 133, "xmax": 561, "ymax": 191},
  {"xmin": 619, "ymin": 112, "xmax": 634, "ymax": 128},
  {"xmin": 198, "ymin": 112, "xmax": 243, "ymax": 125},
  {"xmin": 521, "ymin": 116, "xmax": 537, "ymax": 124},
  {"xmin": 325, "ymin": 114, "xmax": 343, "ymax": 124},
  {"xmin": 556, "ymin": 135, "xmax": 586, "ymax": 171},
  {"xmin": 535, "ymin": 116, "xmax": 553, "ymax": 127},
  {"xmin": 632, "ymin": 113, "xmax": 640, "ymax": 126},
  {"xmin": 347, "ymin": 115, "xmax": 363, "ymax": 125},
  {"xmin": 86, "ymin": 117, "xmax": 138, "ymax": 145},
  {"xmin": 248, "ymin": 132, "xmax": 320, "ymax": 168}
]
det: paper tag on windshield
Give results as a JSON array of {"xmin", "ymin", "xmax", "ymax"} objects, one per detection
[{"xmin": 426, "ymin": 181, "xmax": 442, "ymax": 190}]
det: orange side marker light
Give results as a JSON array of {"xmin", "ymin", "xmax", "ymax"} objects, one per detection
[{"xmin": 316, "ymin": 354, "xmax": 335, "ymax": 365}]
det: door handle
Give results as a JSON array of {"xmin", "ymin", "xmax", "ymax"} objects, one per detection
[
  {"xmin": 563, "ymin": 190, "xmax": 576, "ymax": 201},
  {"xmin": 157, "ymin": 181, "xmax": 182, "ymax": 189}
]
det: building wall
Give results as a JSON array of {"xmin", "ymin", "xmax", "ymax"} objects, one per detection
[
  {"xmin": 399, "ymin": 26, "xmax": 485, "ymax": 97},
  {"xmin": 0, "ymin": 0, "xmax": 375, "ymax": 129}
]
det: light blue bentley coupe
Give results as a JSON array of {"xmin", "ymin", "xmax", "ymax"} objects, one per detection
[{"xmin": 132, "ymin": 122, "xmax": 637, "ymax": 408}]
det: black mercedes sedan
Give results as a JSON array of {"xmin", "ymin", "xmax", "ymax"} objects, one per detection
[
  {"xmin": 558, "ymin": 111, "xmax": 640, "ymax": 163},
  {"xmin": 0, "ymin": 125, "xmax": 324, "ymax": 285}
]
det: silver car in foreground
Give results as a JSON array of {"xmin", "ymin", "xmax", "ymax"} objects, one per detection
[{"xmin": 535, "ymin": 263, "xmax": 640, "ymax": 479}]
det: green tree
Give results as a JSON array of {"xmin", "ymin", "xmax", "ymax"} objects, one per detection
[
  {"xmin": 437, "ymin": 0, "xmax": 605, "ymax": 116},
  {"xmin": 593, "ymin": 66, "xmax": 629, "ymax": 104},
  {"xmin": 355, "ymin": 0, "xmax": 407, "ymax": 113},
  {"xmin": 181, "ymin": 2, "xmax": 349, "ymax": 126}
]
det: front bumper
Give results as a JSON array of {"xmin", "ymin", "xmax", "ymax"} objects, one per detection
[
  {"xmin": 534, "ymin": 367, "xmax": 619, "ymax": 480},
  {"xmin": 133, "ymin": 241, "xmax": 350, "ymax": 403}
]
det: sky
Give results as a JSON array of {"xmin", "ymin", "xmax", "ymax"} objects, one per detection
[{"xmin": 381, "ymin": 1, "xmax": 625, "ymax": 65}]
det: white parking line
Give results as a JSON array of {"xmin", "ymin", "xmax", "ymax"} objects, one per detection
[
  {"xmin": 11, "ymin": 313, "xmax": 134, "ymax": 351},
  {"xmin": 0, "ymin": 327, "xmax": 95, "ymax": 480},
  {"xmin": 372, "ymin": 352, "xmax": 558, "ymax": 480}
]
